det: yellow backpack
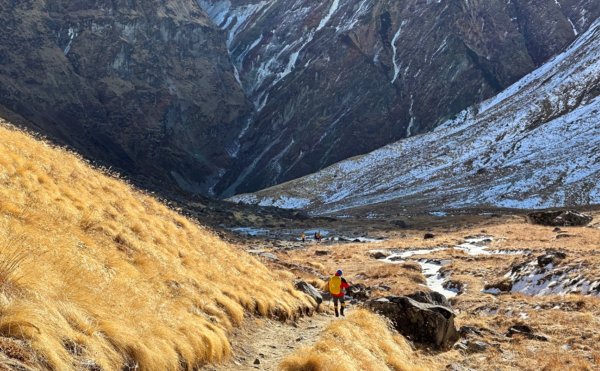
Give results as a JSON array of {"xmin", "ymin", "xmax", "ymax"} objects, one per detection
[{"xmin": 329, "ymin": 276, "xmax": 342, "ymax": 295}]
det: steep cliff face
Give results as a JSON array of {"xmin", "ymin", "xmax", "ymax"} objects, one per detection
[
  {"xmin": 230, "ymin": 18, "xmax": 600, "ymax": 214},
  {"xmin": 200, "ymin": 0, "xmax": 599, "ymax": 196},
  {"xmin": 0, "ymin": 0, "xmax": 251, "ymax": 194}
]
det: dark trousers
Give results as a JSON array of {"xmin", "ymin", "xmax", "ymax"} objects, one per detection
[{"xmin": 332, "ymin": 296, "xmax": 345, "ymax": 316}]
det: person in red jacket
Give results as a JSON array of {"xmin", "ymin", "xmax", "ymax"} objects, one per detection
[{"xmin": 328, "ymin": 269, "xmax": 350, "ymax": 317}]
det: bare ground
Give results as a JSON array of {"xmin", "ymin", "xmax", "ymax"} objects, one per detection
[{"xmin": 202, "ymin": 311, "xmax": 338, "ymax": 371}]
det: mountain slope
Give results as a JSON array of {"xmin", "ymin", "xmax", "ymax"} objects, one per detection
[
  {"xmin": 0, "ymin": 0, "xmax": 250, "ymax": 196},
  {"xmin": 201, "ymin": 0, "xmax": 600, "ymax": 195},
  {"xmin": 0, "ymin": 119, "xmax": 312, "ymax": 370},
  {"xmin": 231, "ymin": 18, "xmax": 600, "ymax": 214}
]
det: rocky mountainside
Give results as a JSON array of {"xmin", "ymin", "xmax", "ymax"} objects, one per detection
[
  {"xmin": 0, "ymin": 0, "xmax": 250, "ymax": 195},
  {"xmin": 2, "ymin": 1, "xmax": 598, "ymax": 199},
  {"xmin": 202, "ymin": 0, "xmax": 600, "ymax": 195},
  {"xmin": 230, "ymin": 18, "xmax": 600, "ymax": 214}
]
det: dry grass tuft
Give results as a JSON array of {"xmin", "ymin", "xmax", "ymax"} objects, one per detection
[
  {"xmin": 0, "ymin": 120, "xmax": 313, "ymax": 369},
  {"xmin": 279, "ymin": 309, "xmax": 434, "ymax": 371}
]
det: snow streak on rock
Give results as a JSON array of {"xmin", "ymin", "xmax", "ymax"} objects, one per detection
[{"xmin": 391, "ymin": 21, "xmax": 405, "ymax": 84}]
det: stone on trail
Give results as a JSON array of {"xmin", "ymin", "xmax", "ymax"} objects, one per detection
[
  {"xmin": 527, "ymin": 210, "xmax": 592, "ymax": 227},
  {"xmin": 294, "ymin": 281, "xmax": 323, "ymax": 306},
  {"xmin": 366, "ymin": 295, "xmax": 459, "ymax": 350}
]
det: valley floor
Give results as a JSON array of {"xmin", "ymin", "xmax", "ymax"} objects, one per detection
[{"xmin": 221, "ymin": 209, "xmax": 600, "ymax": 370}]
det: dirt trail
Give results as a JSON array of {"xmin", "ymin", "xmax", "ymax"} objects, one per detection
[{"xmin": 203, "ymin": 309, "xmax": 338, "ymax": 371}]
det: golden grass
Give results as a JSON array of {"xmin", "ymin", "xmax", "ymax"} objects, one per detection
[
  {"xmin": 0, "ymin": 120, "xmax": 313, "ymax": 369},
  {"xmin": 279, "ymin": 309, "xmax": 434, "ymax": 371}
]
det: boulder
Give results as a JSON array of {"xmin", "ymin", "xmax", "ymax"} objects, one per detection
[
  {"xmin": 483, "ymin": 278, "xmax": 513, "ymax": 293},
  {"xmin": 424, "ymin": 233, "xmax": 436, "ymax": 240},
  {"xmin": 369, "ymin": 251, "xmax": 390, "ymax": 259},
  {"xmin": 407, "ymin": 290, "xmax": 451, "ymax": 308},
  {"xmin": 294, "ymin": 281, "xmax": 323, "ymax": 306},
  {"xmin": 348, "ymin": 283, "xmax": 371, "ymax": 301},
  {"xmin": 314, "ymin": 250, "xmax": 330, "ymax": 256},
  {"xmin": 537, "ymin": 251, "xmax": 566, "ymax": 267},
  {"xmin": 366, "ymin": 296, "xmax": 459, "ymax": 350},
  {"xmin": 527, "ymin": 210, "xmax": 592, "ymax": 227}
]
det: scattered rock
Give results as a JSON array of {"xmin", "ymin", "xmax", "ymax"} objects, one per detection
[
  {"xmin": 315, "ymin": 250, "xmax": 330, "ymax": 256},
  {"xmin": 527, "ymin": 210, "xmax": 592, "ymax": 227},
  {"xmin": 424, "ymin": 233, "xmax": 436, "ymax": 240},
  {"xmin": 553, "ymin": 227, "xmax": 562, "ymax": 232},
  {"xmin": 378, "ymin": 285, "xmax": 391, "ymax": 291},
  {"xmin": 370, "ymin": 251, "xmax": 390, "ymax": 259},
  {"xmin": 294, "ymin": 281, "xmax": 323, "ymax": 306},
  {"xmin": 507, "ymin": 324, "xmax": 548, "ymax": 341},
  {"xmin": 348, "ymin": 283, "xmax": 371, "ymax": 301},
  {"xmin": 443, "ymin": 280, "xmax": 465, "ymax": 295},
  {"xmin": 455, "ymin": 340, "xmax": 490, "ymax": 353},
  {"xmin": 366, "ymin": 296, "xmax": 459, "ymax": 350},
  {"xmin": 537, "ymin": 251, "xmax": 566, "ymax": 267},
  {"xmin": 253, "ymin": 358, "xmax": 260, "ymax": 365},
  {"xmin": 484, "ymin": 278, "xmax": 513, "ymax": 293}
]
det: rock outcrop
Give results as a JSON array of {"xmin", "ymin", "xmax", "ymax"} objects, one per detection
[
  {"xmin": 527, "ymin": 210, "xmax": 593, "ymax": 226},
  {"xmin": 366, "ymin": 295, "xmax": 459, "ymax": 350},
  {"xmin": 0, "ymin": 0, "xmax": 251, "ymax": 195}
]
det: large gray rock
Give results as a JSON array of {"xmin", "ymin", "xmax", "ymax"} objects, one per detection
[
  {"xmin": 407, "ymin": 290, "xmax": 451, "ymax": 308},
  {"xmin": 366, "ymin": 296, "xmax": 459, "ymax": 350},
  {"xmin": 294, "ymin": 281, "xmax": 323, "ymax": 306},
  {"xmin": 527, "ymin": 210, "xmax": 593, "ymax": 226}
]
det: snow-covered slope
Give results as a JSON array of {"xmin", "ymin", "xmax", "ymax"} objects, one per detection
[
  {"xmin": 199, "ymin": 0, "xmax": 599, "ymax": 196},
  {"xmin": 230, "ymin": 18, "xmax": 600, "ymax": 214}
]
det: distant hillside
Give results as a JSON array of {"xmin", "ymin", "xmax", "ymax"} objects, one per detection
[
  {"xmin": 2, "ymin": 1, "xmax": 598, "ymax": 199},
  {"xmin": 231, "ymin": 18, "xmax": 600, "ymax": 215},
  {"xmin": 0, "ymin": 119, "xmax": 312, "ymax": 370},
  {"xmin": 201, "ymin": 0, "xmax": 599, "ymax": 195}
]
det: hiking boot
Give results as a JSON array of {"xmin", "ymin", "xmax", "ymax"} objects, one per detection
[
  {"xmin": 340, "ymin": 307, "xmax": 345, "ymax": 316},
  {"xmin": 334, "ymin": 308, "xmax": 339, "ymax": 317}
]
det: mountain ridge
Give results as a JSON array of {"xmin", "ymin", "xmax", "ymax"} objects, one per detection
[{"xmin": 230, "ymin": 17, "xmax": 600, "ymax": 214}]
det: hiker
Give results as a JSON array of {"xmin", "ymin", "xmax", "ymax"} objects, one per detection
[
  {"xmin": 315, "ymin": 231, "xmax": 322, "ymax": 242},
  {"xmin": 328, "ymin": 269, "xmax": 350, "ymax": 317},
  {"xmin": 301, "ymin": 232, "xmax": 305, "ymax": 242}
]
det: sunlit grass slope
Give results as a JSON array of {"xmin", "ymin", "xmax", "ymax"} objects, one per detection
[
  {"xmin": 0, "ymin": 120, "xmax": 313, "ymax": 370},
  {"xmin": 280, "ymin": 309, "xmax": 434, "ymax": 371}
]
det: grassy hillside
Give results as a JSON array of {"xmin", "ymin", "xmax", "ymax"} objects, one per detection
[{"xmin": 0, "ymin": 119, "xmax": 313, "ymax": 370}]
